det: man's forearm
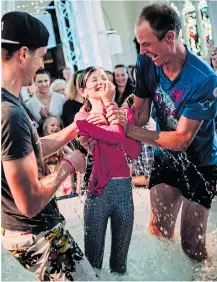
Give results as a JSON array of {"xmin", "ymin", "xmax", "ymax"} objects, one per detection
[
  {"xmin": 40, "ymin": 123, "xmax": 77, "ymax": 159},
  {"xmin": 131, "ymin": 97, "xmax": 152, "ymax": 127},
  {"xmin": 126, "ymin": 124, "xmax": 189, "ymax": 151},
  {"xmin": 28, "ymin": 161, "xmax": 72, "ymax": 218}
]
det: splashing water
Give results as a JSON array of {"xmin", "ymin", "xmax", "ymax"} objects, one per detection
[{"xmin": 2, "ymin": 189, "xmax": 217, "ymax": 281}]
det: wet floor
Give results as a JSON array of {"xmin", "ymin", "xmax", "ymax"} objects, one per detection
[{"xmin": 2, "ymin": 189, "xmax": 217, "ymax": 281}]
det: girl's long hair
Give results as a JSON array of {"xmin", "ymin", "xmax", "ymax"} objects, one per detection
[{"xmin": 77, "ymin": 66, "xmax": 98, "ymax": 112}]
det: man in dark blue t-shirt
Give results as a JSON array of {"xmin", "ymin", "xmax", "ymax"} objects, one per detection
[{"xmin": 106, "ymin": 4, "xmax": 217, "ymax": 262}]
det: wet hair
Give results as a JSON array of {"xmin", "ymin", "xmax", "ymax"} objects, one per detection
[
  {"xmin": 42, "ymin": 115, "xmax": 63, "ymax": 136},
  {"xmin": 78, "ymin": 66, "xmax": 98, "ymax": 90},
  {"xmin": 35, "ymin": 69, "xmax": 50, "ymax": 80},
  {"xmin": 137, "ymin": 3, "xmax": 181, "ymax": 41},
  {"xmin": 78, "ymin": 66, "xmax": 99, "ymax": 112},
  {"xmin": 1, "ymin": 44, "xmax": 37, "ymax": 61}
]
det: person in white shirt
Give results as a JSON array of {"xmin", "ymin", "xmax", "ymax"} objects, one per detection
[
  {"xmin": 26, "ymin": 69, "xmax": 66, "ymax": 123},
  {"xmin": 50, "ymin": 78, "xmax": 67, "ymax": 95}
]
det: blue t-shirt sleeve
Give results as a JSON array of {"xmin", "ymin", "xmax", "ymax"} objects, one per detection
[
  {"xmin": 1, "ymin": 103, "xmax": 33, "ymax": 161},
  {"xmin": 182, "ymin": 75, "xmax": 217, "ymax": 121},
  {"xmin": 134, "ymin": 54, "xmax": 153, "ymax": 99}
]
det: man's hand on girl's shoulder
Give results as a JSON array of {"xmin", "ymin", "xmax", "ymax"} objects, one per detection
[{"xmin": 105, "ymin": 104, "xmax": 127, "ymax": 129}]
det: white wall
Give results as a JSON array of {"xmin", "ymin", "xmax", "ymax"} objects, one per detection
[
  {"xmin": 101, "ymin": 0, "xmax": 167, "ymax": 68},
  {"xmin": 101, "ymin": 1, "xmax": 137, "ymax": 67}
]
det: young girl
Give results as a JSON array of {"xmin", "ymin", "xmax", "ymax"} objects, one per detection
[
  {"xmin": 74, "ymin": 67, "xmax": 141, "ymax": 274},
  {"xmin": 42, "ymin": 115, "xmax": 74, "ymax": 198}
]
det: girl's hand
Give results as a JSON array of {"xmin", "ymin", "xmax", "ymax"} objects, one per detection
[{"xmin": 102, "ymin": 81, "xmax": 115, "ymax": 103}]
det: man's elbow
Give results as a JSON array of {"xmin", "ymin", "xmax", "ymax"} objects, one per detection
[
  {"xmin": 133, "ymin": 110, "xmax": 150, "ymax": 127},
  {"xmin": 176, "ymin": 133, "xmax": 193, "ymax": 152},
  {"xmin": 17, "ymin": 201, "xmax": 41, "ymax": 219},
  {"xmin": 18, "ymin": 207, "xmax": 34, "ymax": 219}
]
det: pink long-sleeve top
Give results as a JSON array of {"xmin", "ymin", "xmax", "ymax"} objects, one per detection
[{"xmin": 74, "ymin": 107, "xmax": 141, "ymax": 196}]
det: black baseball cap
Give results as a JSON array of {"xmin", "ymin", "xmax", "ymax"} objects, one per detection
[{"xmin": 1, "ymin": 11, "xmax": 49, "ymax": 48}]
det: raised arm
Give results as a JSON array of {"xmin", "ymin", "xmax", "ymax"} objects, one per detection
[
  {"xmin": 126, "ymin": 115, "xmax": 202, "ymax": 151},
  {"xmin": 127, "ymin": 75, "xmax": 217, "ymax": 151},
  {"xmin": 40, "ymin": 122, "xmax": 77, "ymax": 159}
]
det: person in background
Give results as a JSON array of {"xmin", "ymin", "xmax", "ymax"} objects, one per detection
[
  {"xmin": 75, "ymin": 66, "xmax": 141, "ymax": 275},
  {"xmin": 62, "ymin": 70, "xmax": 83, "ymax": 127},
  {"xmin": 210, "ymin": 48, "xmax": 217, "ymax": 75},
  {"xmin": 42, "ymin": 115, "xmax": 75, "ymax": 198},
  {"xmin": 20, "ymin": 83, "xmax": 37, "ymax": 103},
  {"xmin": 26, "ymin": 69, "xmax": 66, "ymax": 124},
  {"xmin": 63, "ymin": 67, "xmax": 72, "ymax": 83},
  {"xmin": 122, "ymin": 66, "xmax": 156, "ymax": 189},
  {"xmin": 104, "ymin": 70, "xmax": 115, "ymax": 84},
  {"xmin": 62, "ymin": 70, "xmax": 88, "ymax": 193},
  {"xmin": 211, "ymin": 49, "xmax": 217, "ymax": 133},
  {"xmin": 114, "ymin": 64, "xmax": 135, "ymax": 107},
  {"xmin": 131, "ymin": 143, "xmax": 154, "ymax": 188},
  {"xmin": 1, "ymin": 11, "xmax": 97, "ymax": 281},
  {"xmin": 128, "ymin": 64, "xmax": 136, "ymax": 84},
  {"xmin": 50, "ymin": 78, "xmax": 67, "ymax": 95}
]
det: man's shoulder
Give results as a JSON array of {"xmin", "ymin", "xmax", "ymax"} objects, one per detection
[
  {"xmin": 137, "ymin": 53, "xmax": 153, "ymax": 69},
  {"xmin": 187, "ymin": 50, "xmax": 216, "ymax": 79},
  {"xmin": 2, "ymin": 99, "xmax": 24, "ymax": 121},
  {"xmin": 1, "ymin": 102, "xmax": 30, "ymax": 134}
]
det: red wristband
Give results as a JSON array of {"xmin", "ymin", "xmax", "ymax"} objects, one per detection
[{"xmin": 62, "ymin": 157, "xmax": 75, "ymax": 173}]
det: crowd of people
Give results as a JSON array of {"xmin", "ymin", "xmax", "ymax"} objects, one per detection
[
  {"xmin": 1, "ymin": 4, "xmax": 217, "ymax": 281},
  {"xmin": 19, "ymin": 55, "xmax": 154, "ymax": 198}
]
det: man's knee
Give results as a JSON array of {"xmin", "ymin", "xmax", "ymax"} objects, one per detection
[
  {"xmin": 149, "ymin": 215, "xmax": 174, "ymax": 238},
  {"xmin": 181, "ymin": 199, "xmax": 209, "ymax": 262},
  {"xmin": 181, "ymin": 239, "xmax": 207, "ymax": 262}
]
